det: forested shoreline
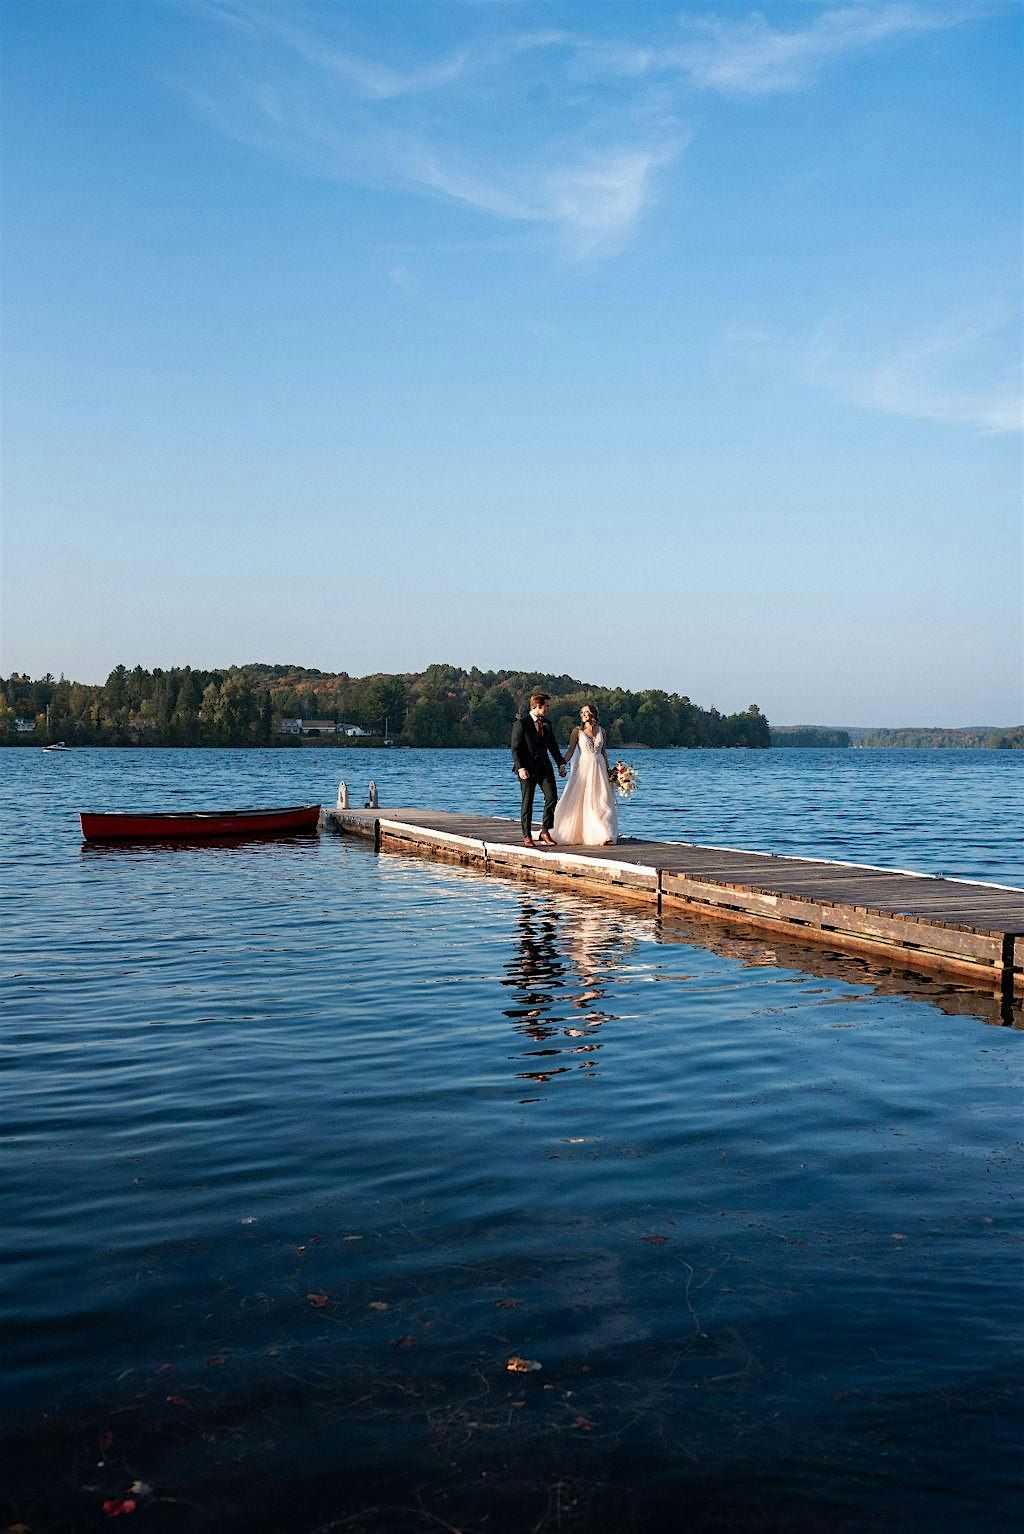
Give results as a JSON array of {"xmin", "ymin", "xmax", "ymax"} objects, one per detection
[
  {"xmin": 2, "ymin": 663, "xmax": 770, "ymax": 749},
  {"xmin": 854, "ymin": 726, "xmax": 1023, "ymax": 749},
  {"xmin": 770, "ymin": 727, "xmax": 851, "ymax": 747}
]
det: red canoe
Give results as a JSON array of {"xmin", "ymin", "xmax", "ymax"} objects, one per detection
[{"xmin": 80, "ymin": 805, "xmax": 321, "ymax": 840}]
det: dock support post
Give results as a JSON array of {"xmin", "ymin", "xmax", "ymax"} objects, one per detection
[
  {"xmin": 998, "ymin": 933, "xmax": 1019, "ymax": 1021},
  {"xmin": 366, "ymin": 780, "xmax": 379, "ymax": 808},
  {"xmin": 337, "ymin": 781, "xmax": 349, "ymax": 809}
]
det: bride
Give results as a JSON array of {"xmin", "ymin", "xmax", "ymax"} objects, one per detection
[{"xmin": 552, "ymin": 705, "xmax": 618, "ymax": 847}]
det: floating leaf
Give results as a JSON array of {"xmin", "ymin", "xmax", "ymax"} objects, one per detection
[
  {"xmin": 507, "ymin": 1356, "xmax": 542, "ymax": 1373},
  {"xmin": 102, "ymin": 1499, "xmax": 137, "ymax": 1518},
  {"xmin": 891, "ymin": 1233, "xmax": 906, "ymax": 1241},
  {"xmin": 641, "ymin": 1235, "xmax": 668, "ymax": 1245},
  {"xmin": 342, "ymin": 1234, "xmax": 364, "ymax": 1242},
  {"xmin": 572, "ymin": 1416, "xmax": 597, "ymax": 1431},
  {"xmin": 495, "ymin": 1298, "xmax": 522, "ymax": 1310},
  {"xmin": 306, "ymin": 1292, "xmax": 329, "ymax": 1309},
  {"xmin": 204, "ymin": 1355, "xmax": 227, "ymax": 1368},
  {"xmin": 368, "ymin": 1301, "xmax": 389, "ymax": 1311},
  {"xmin": 128, "ymin": 1482, "xmax": 152, "ymax": 1499},
  {"xmin": 165, "ymin": 1396, "xmax": 190, "ymax": 1408}
]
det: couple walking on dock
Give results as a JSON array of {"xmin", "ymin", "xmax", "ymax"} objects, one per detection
[{"xmin": 511, "ymin": 691, "xmax": 618, "ymax": 849}]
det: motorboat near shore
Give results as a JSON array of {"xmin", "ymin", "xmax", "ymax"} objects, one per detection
[{"xmin": 80, "ymin": 805, "xmax": 321, "ymax": 841}]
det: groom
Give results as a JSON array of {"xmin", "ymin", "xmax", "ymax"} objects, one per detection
[{"xmin": 510, "ymin": 691, "xmax": 567, "ymax": 848}]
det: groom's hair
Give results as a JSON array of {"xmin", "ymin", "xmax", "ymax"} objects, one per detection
[{"xmin": 530, "ymin": 691, "xmax": 550, "ymax": 707}]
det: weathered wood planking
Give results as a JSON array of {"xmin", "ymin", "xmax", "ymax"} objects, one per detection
[{"xmin": 319, "ymin": 807, "xmax": 1024, "ymax": 994}]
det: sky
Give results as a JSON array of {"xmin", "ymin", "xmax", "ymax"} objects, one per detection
[{"xmin": 1, "ymin": 0, "xmax": 1021, "ymax": 725}]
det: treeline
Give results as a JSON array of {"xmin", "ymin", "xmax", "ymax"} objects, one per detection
[
  {"xmin": 771, "ymin": 727, "xmax": 851, "ymax": 748},
  {"xmin": 2, "ymin": 663, "xmax": 771, "ymax": 749},
  {"xmin": 856, "ymin": 726, "xmax": 1024, "ymax": 749}
]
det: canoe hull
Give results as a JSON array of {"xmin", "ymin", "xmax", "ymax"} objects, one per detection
[{"xmin": 80, "ymin": 805, "xmax": 321, "ymax": 840}]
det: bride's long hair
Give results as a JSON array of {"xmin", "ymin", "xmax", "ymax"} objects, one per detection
[{"xmin": 580, "ymin": 703, "xmax": 599, "ymax": 728}]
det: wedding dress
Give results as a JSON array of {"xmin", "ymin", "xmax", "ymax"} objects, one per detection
[{"xmin": 552, "ymin": 728, "xmax": 618, "ymax": 846}]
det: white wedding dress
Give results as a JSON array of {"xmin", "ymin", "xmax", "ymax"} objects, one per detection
[{"xmin": 552, "ymin": 728, "xmax": 618, "ymax": 846}]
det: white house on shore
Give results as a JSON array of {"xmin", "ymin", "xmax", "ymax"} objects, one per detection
[{"xmin": 279, "ymin": 719, "xmax": 371, "ymax": 737}]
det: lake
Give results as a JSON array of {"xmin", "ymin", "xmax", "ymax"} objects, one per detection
[{"xmin": 2, "ymin": 747, "xmax": 1022, "ymax": 1533}]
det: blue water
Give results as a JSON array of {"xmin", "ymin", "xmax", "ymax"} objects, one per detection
[{"xmin": 2, "ymin": 748, "xmax": 1022, "ymax": 1533}]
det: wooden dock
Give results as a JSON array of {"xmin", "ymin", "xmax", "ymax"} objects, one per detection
[{"xmin": 320, "ymin": 807, "xmax": 1024, "ymax": 998}]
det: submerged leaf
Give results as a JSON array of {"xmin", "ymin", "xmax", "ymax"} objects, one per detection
[
  {"xmin": 306, "ymin": 1292, "xmax": 329, "ymax": 1309},
  {"xmin": 507, "ymin": 1356, "xmax": 542, "ymax": 1373}
]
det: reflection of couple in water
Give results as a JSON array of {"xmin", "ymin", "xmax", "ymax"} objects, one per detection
[{"xmin": 501, "ymin": 897, "xmax": 647, "ymax": 1080}]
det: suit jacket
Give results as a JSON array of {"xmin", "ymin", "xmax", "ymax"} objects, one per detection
[{"xmin": 511, "ymin": 711, "xmax": 566, "ymax": 777}]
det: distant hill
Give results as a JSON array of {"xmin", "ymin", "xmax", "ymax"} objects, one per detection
[
  {"xmin": 853, "ymin": 726, "xmax": 1023, "ymax": 749},
  {"xmin": 772, "ymin": 725, "xmax": 1022, "ymax": 749},
  {"xmin": 2, "ymin": 662, "xmax": 771, "ymax": 749},
  {"xmin": 770, "ymin": 727, "xmax": 851, "ymax": 747}
]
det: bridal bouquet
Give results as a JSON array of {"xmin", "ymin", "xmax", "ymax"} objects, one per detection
[{"xmin": 609, "ymin": 759, "xmax": 637, "ymax": 797}]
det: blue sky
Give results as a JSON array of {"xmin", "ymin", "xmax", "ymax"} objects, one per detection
[{"xmin": 2, "ymin": 0, "xmax": 1021, "ymax": 724}]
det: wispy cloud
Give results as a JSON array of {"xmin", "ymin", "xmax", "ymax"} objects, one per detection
[
  {"xmin": 409, "ymin": 141, "xmax": 678, "ymax": 255},
  {"xmin": 187, "ymin": 2, "xmax": 677, "ymax": 256},
  {"xmin": 184, "ymin": 2, "xmax": 981, "ymax": 259},
  {"xmin": 662, "ymin": 3, "xmax": 971, "ymax": 96},
  {"xmin": 564, "ymin": 4, "xmax": 973, "ymax": 96},
  {"xmin": 725, "ymin": 310, "xmax": 1023, "ymax": 434},
  {"xmin": 852, "ymin": 319, "xmax": 1024, "ymax": 434}
]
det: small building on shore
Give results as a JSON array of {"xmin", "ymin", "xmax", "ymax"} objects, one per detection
[
  {"xmin": 280, "ymin": 718, "xmax": 337, "ymax": 737},
  {"xmin": 280, "ymin": 719, "xmax": 373, "ymax": 738}
]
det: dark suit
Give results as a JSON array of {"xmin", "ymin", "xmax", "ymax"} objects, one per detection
[{"xmin": 510, "ymin": 711, "xmax": 566, "ymax": 839}]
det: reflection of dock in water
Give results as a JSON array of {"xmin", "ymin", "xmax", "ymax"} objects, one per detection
[{"xmin": 321, "ymin": 807, "xmax": 1024, "ymax": 1007}]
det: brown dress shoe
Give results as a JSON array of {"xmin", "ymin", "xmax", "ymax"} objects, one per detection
[
  {"xmin": 538, "ymin": 831, "xmax": 556, "ymax": 845},
  {"xmin": 523, "ymin": 837, "xmax": 536, "ymax": 847}
]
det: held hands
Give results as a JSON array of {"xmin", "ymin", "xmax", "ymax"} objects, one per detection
[
  {"xmin": 558, "ymin": 765, "xmax": 567, "ymax": 777},
  {"xmin": 518, "ymin": 767, "xmax": 530, "ymax": 780}
]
